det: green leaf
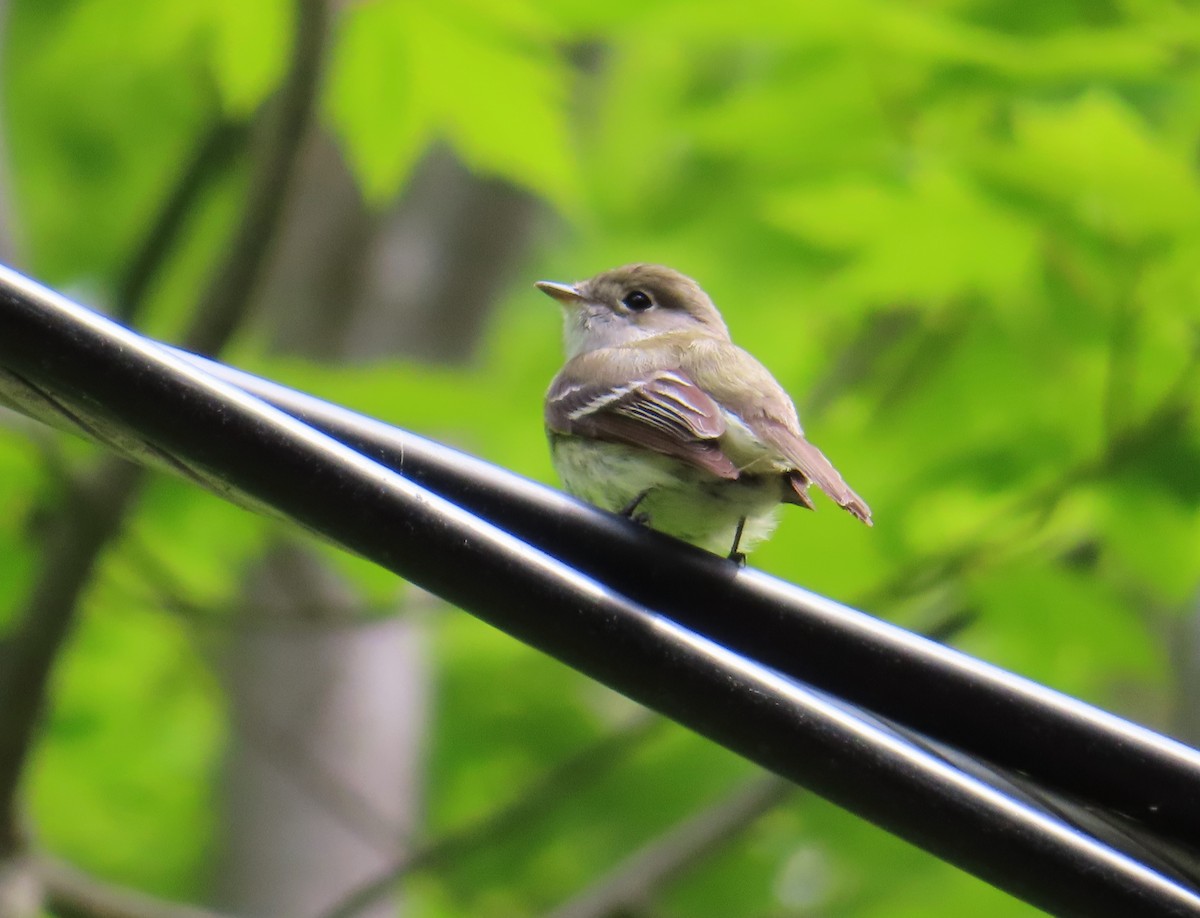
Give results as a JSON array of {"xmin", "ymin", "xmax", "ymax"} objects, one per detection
[
  {"xmin": 31, "ymin": 595, "xmax": 222, "ymax": 899},
  {"xmin": 961, "ymin": 562, "xmax": 1165, "ymax": 704},
  {"xmin": 1099, "ymin": 481, "xmax": 1200, "ymax": 604},
  {"xmin": 326, "ymin": 0, "xmax": 579, "ymax": 209},
  {"xmin": 116, "ymin": 478, "xmax": 271, "ymax": 610},
  {"xmin": 765, "ymin": 167, "xmax": 1038, "ymax": 308},
  {"xmin": 983, "ymin": 92, "xmax": 1200, "ymax": 242},
  {"xmin": 0, "ymin": 431, "xmax": 45, "ymax": 632},
  {"xmin": 324, "ymin": 1, "xmax": 430, "ymax": 203},
  {"xmin": 204, "ymin": 0, "xmax": 291, "ymax": 115},
  {"xmin": 5, "ymin": 0, "xmax": 215, "ymax": 284}
]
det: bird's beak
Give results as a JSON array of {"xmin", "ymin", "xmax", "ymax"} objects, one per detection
[{"xmin": 535, "ymin": 280, "xmax": 585, "ymax": 306}]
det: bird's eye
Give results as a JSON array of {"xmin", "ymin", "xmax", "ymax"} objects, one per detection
[{"xmin": 622, "ymin": 290, "xmax": 653, "ymax": 311}]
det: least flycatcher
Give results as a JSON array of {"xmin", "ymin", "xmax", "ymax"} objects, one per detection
[{"xmin": 538, "ymin": 264, "xmax": 871, "ymax": 560}]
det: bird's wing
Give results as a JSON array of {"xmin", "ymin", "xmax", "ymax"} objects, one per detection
[
  {"xmin": 683, "ymin": 339, "xmax": 873, "ymax": 525},
  {"xmin": 767, "ymin": 422, "xmax": 873, "ymax": 525},
  {"xmin": 546, "ymin": 369, "xmax": 740, "ymax": 479}
]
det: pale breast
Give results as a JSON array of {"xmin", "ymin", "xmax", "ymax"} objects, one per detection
[
  {"xmin": 549, "ymin": 436, "xmax": 686, "ymax": 512},
  {"xmin": 549, "ymin": 433, "xmax": 786, "ymax": 554}
]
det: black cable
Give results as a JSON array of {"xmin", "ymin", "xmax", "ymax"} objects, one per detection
[{"xmin": 169, "ymin": 346, "xmax": 1200, "ymax": 852}]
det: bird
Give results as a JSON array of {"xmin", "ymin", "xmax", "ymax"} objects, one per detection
[{"xmin": 537, "ymin": 263, "xmax": 871, "ymax": 562}]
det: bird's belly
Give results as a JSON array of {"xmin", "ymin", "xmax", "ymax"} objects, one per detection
[{"xmin": 550, "ymin": 437, "xmax": 783, "ymax": 554}]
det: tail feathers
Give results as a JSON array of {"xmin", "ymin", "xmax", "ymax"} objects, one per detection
[
  {"xmin": 838, "ymin": 490, "xmax": 873, "ymax": 526},
  {"xmin": 774, "ymin": 432, "xmax": 873, "ymax": 526},
  {"xmin": 783, "ymin": 473, "xmax": 816, "ymax": 510}
]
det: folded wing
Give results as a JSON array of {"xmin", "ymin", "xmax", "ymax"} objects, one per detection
[{"xmin": 546, "ymin": 370, "xmax": 740, "ymax": 479}]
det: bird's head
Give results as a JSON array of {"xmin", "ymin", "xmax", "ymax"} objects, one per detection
[{"xmin": 536, "ymin": 264, "xmax": 730, "ymax": 358}]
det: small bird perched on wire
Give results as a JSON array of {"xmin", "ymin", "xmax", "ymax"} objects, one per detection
[{"xmin": 537, "ymin": 264, "xmax": 871, "ymax": 561}]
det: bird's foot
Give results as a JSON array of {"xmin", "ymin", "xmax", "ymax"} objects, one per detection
[
  {"xmin": 619, "ymin": 489, "xmax": 651, "ymax": 520},
  {"xmin": 727, "ymin": 517, "xmax": 748, "ymax": 566}
]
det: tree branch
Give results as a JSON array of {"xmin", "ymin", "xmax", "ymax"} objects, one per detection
[
  {"xmin": 545, "ymin": 776, "xmax": 795, "ymax": 918},
  {"xmin": 0, "ymin": 457, "xmax": 145, "ymax": 855},
  {"xmin": 321, "ymin": 714, "xmax": 664, "ymax": 918},
  {"xmin": 40, "ymin": 858, "xmax": 233, "ymax": 918},
  {"xmin": 183, "ymin": 0, "xmax": 331, "ymax": 355},
  {"xmin": 113, "ymin": 119, "xmax": 247, "ymax": 325}
]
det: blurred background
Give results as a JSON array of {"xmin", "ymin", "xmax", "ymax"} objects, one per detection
[{"xmin": 0, "ymin": 0, "xmax": 1197, "ymax": 916}]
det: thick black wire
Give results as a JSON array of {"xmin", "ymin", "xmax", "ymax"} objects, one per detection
[
  {"xmin": 0, "ymin": 265, "xmax": 1197, "ymax": 916},
  {"xmin": 171, "ymin": 347, "xmax": 1200, "ymax": 852}
]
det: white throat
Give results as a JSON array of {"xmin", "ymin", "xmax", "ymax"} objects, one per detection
[{"xmin": 563, "ymin": 307, "xmax": 656, "ymax": 358}]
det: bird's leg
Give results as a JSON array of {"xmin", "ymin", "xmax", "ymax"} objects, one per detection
[
  {"xmin": 619, "ymin": 489, "xmax": 652, "ymax": 524},
  {"xmin": 727, "ymin": 517, "xmax": 748, "ymax": 567}
]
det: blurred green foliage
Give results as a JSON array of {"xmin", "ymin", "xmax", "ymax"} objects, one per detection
[{"xmin": 1, "ymin": 0, "xmax": 1198, "ymax": 915}]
